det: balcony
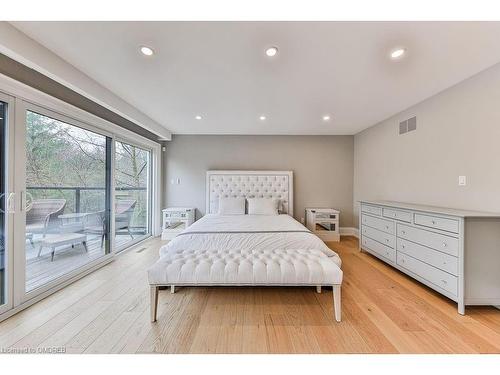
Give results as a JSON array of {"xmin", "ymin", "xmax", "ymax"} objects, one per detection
[{"xmin": 25, "ymin": 186, "xmax": 149, "ymax": 292}]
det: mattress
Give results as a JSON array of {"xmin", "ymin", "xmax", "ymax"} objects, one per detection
[{"xmin": 148, "ymin": 214, "xmax": 343, "ymax": 286}]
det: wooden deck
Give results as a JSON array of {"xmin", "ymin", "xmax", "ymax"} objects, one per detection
[
  {"xmin": 2, "ymin": 236, "xmax": 500, "ymax": 353},
  {"xmin": 26, "ymin": 234, "xmax": 143, "ymax": 292}
]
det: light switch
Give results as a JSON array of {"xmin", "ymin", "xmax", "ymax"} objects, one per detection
[
  {"xmin": 458, "ymin": 176, "xmax": 467, "ymax": 186},
  {"xmin": 176, "ymin": 178, "xmax": 181, "ymax": 185}
]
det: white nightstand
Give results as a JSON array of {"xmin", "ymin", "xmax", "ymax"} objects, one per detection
[
  {"xmin": 161, "ymin": 207, "xmax": 196, "ymax": 240},
  {"xmin": 305, "ymin": 208, "xmax": 340, "ymax": 242}
]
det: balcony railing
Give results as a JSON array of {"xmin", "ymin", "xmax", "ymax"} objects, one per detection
[{"xmin": 27, "ymin": 186, "xmax": 147, "ymax": 213}]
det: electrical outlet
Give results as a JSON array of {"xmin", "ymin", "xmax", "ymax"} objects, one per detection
[
  {"xmin": 176, "ymin": 178, "xmax": 181, "ymax": 185},
  {"xmin": 458, "ymin": 176, "xmax": 467, "ymax": 186}
]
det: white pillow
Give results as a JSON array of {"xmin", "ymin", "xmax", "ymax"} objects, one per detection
[
  {"xmin": 247, "ymin": 198, "xmax": 280, "ymax": 215},
  {"xmin": 218, "ymin": 197, "xmax": 246, "ymax": 215}
]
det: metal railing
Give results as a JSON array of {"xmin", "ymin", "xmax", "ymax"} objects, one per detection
[{"xmin": 27, "ymin": 186, "xmax": 147, "ymax": 214}]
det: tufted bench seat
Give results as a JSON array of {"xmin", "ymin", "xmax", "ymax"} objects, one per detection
[{"xmin": 148, "ymin": 247, "xmax": 343, "ymax": 322}]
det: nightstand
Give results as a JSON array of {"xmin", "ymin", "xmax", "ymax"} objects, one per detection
[
  {"xmin": 305, "ymin": 208, "xmax": 340, "ymax": 242},
  {"xmin": 161, "ymin": 207, "xmax": 196, "ymax": 240}
]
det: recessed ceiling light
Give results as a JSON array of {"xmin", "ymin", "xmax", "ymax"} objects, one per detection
[
  {"xmin": 322, "ymin": 115, "xmax": 331, "ymax": 121},
  {"xmin": 140, "ymin": 46, "xmax": 154, "ymax": 56},
  {"xmin": 390, "ymin": 48, "xmax": 406, "ymax": 60},
  {"xmin": 195, "ymin": 115, "xmax": 202, "ymax": 120},
  {"xmin": 259, "ymin": 115, "xmax": 267, "ymax": 121},
  {"xmin": 265, "ymin": 47, "xmax": 278, "ymax": 57}
]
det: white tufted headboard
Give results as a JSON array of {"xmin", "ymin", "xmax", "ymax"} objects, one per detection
[{"xmin": 206, "ymin": 170, "xmax": 294, "ymax": 216}]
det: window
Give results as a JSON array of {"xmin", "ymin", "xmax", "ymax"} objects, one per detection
[
  {"xmin": 25, "ymin": 110, "xmax": 111, "ymax": 292},
  {"xmin": 114, "ymin": 141, "xmax": 151, "ymax": 250}
]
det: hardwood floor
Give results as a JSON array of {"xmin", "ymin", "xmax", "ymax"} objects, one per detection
[
  {"xmin": 1, "ymin": 236, "xmax": 499, "ymax": 354},
  {"xmin": 26, "ymin": 233, "xmax": 140, "ymax": 292}
]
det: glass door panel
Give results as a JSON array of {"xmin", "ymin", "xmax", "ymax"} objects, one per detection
[
  {"xmin": 24, "ymin": 110, "xmax": 111, "ymax": 292},
  {"xmin": 114, "ymin": 141, "xmax": 151, "ymax": 250},
  {"xmin": 0, "ymin": 100, "xmax": 8, "ymax": 311}
]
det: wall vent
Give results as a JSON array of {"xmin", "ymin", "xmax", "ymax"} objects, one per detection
[
  {"xmin": 407, "ymin": 116, "xmax": 417, "ymax": 131},
  {"xmin": 399, "ymin": 116, "xmax": 416, "ymax": 134},
  {"xmin": 399, "ymin": 120, "xmax": 407, "ymax": 134}
]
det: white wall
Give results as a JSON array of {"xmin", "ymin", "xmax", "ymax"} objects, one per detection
[
  {"xmin": 164, "ymin": 135, "xmax": 355, "ymax": 227},
  {"xmin": 353, "ymin": 62, "xmax": 500, "ymax": 227}
]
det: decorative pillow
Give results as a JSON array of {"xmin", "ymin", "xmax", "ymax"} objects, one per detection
[
  {"xmin": 247, "ymin": 198, "xmax": 280, "ymax": 215},
  {"xmin": 218, "ymin": 197, "xmax": 246, "ymax": 215}
]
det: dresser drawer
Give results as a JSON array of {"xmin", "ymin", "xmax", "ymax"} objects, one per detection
[
  {"xmin": 397, "ymin": 224, "xmax": 458, "ymax": 256},
  {"xmin": 397, "ymin": 253, "xmax": 458, "ymax": 296},
  {"xmin": 362, "ymin": 226, "xmax": 395, "ymax": 248},
  {"xmin": 414, "ymin": 213, "xmax": 459, "ymax": 234},
  {"xmin": 361, "ymin": 204, "xmax": 382, "ymax": 216},
  {"xmin": 383, "ymin": 208, "xmax": 412, "ymax": 223},
  {"xmin": 397, "ymin": 238, "xmax": 458, "ymax": 276},
  {"xmin": 362, "ymin": 237, "xmax": 396, "ymax": 263},
  {"xmin": 362, "ymin": 214, "xmax": 395, "ymax": 234}
]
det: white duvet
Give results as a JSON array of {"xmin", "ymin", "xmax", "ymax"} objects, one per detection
[
  {"xmin": 159, "ymin": 214, "xmax": 341, "ymax": 266},
  {"xmin": 149, "ymin": 214, "xmax": 342, "ymax": 285}
]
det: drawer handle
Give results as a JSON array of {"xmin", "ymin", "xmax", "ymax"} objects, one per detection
[
  {"xmin": 442, "ymin": 242, "xmax": 447, "ymax": 247},
  {"xmin": 401, "ymin": 258, "xmax": 405, "ymax": 263},
  {"xmin": 385, "ymin": 238, "xmax": 389, "ymax": 242},
  {"xmin": 441, "ymin": 280, "xmax": 448, "ymax": 285},
  {"xmin": 393, "ymin": 213, "xmax": 397, "ymax": 217},
  {"xmin": 432, "ymin": 220, "xmax": 437, "ymax": 225},
  {"xmin": 401, "ymin": 230, "xmax": 406, "ymax": 234},
  {"xmin": 385, "ymin": 226, "xmax": 389, "ymax": 229},
  {"xmin": 401, "ymin": 244, "xmax": 405, "ymax": 248}
]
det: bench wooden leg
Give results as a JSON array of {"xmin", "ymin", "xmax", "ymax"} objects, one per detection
[
  {"xmin": 150, "ymin": 286, "xmax": 159, "ymax": 322},
  {"xmin": 170, "ymin": 285, "xmax": 175, "ymax": 294},
  {"xmin": 82, "ymin": 241, "xmax": 88, "ymax": 252},
  {"xmin": 316, "ymin": 285, "xmax": 322, "ymax": 294},
  {"xmin": 51, "ymin": 247, "xmax": 56, "ymax": 262},
  {"xmin": 332, "ymin": 285, "xmax": 341, "ymax": 322}
]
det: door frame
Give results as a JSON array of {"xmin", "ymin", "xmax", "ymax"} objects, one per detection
[{"xmin": 0, "ymin": 91, "xmax": 15, "ymax": 315}]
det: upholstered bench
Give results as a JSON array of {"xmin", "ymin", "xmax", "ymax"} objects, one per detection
[{"xmin": 148, "ymin": 247, "xmax": 343, "ymax": 322}]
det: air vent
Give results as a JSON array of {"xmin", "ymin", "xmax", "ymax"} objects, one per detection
[
  {"xmin": 407, "ymin": 116, "xmax": 417, "ymax": 131},
  {"xmin": 399, "ymin": 116, "xmax": 417, "ymax": 135},
  {"xmin": 399, "ymin": 120, "xmax": 407, "ymax": 134}
]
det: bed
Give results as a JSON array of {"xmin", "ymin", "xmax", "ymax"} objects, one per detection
[{"xmin": 148, "ymin": 171, "xmax": 343, "ymax": 322}]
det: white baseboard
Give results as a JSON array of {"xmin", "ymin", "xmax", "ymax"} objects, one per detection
[{"xmin": 340, "ymin": 227, "xmax": 359, "ymax": 238}]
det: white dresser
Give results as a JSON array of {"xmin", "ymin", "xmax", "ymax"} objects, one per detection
[{"xmin": 359, "ymin": 200, "xmax": 500, "ymax": 314}]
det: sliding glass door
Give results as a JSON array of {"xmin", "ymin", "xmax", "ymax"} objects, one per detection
[
  {"xmin": 23, "ymin": 108, "xmax": 112, "ymax": 293},
  {"xmin": 114, "ymin": 141, "xmax": 151, "ymax": 251},
  {"xmin": 0, "ymin": 78, "xmax": 160, "ymax": 319}
]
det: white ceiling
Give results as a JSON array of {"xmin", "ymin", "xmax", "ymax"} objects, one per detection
[{"xmin": 11, "ymin": 21, "xmax": 500, "ymax": 135}]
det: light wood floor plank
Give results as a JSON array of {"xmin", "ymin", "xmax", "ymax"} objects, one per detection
[{"xmin": 1, "ymin": 236, "xmax": 499, "ymax": 353}]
